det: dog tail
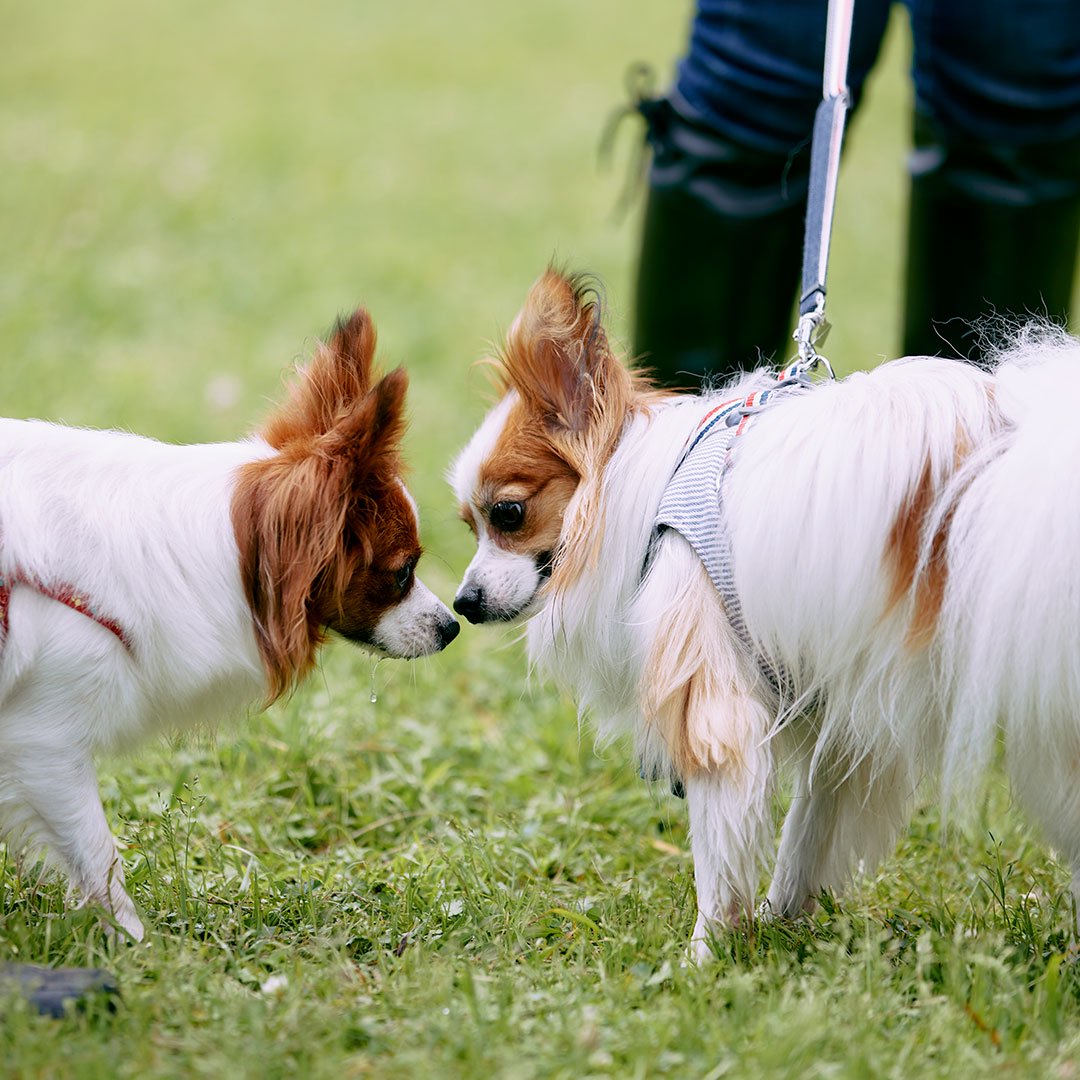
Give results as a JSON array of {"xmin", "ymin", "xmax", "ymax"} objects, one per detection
[{"xmin": 939, "ymin": 325, "xmax": 1080, "ymax": 800}]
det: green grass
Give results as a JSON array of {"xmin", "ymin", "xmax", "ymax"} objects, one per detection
[{"xmin": 3, "ymin": 2, "xmax": 1080, "ymax": 1076}]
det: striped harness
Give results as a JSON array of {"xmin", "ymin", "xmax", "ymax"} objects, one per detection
[
  {"xmin": 654, "ymin": 374, "xmax": 806, "ymax": 637},
  {"xmin": 652, "ymin": 364, "xmax": 811, "ymax": 629}
]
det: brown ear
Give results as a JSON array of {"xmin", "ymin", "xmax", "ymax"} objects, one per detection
[
  {"xmin": 500, "ymin": 269, "xmax": 617, "ymax": 433},
  {"xmin": 231, "ymin": 368, "xmax": 409, "ymax": 704},
  {"xmin": 231, "ymin": 451, "xmax": 345, "ymax": 703},
  {"xmin": 325, "ymin": 365, "xmax": 409, "ymax": 480},
  {"xmin": 261, "ymin": 308, "xmax": 379, "ymax": 450}
]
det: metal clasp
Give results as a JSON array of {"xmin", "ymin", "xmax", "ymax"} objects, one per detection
[{"xmin": 791, "ymin": 309, "xmax": 836, "ymax": 382}]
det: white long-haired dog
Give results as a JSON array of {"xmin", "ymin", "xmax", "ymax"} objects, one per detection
[
  {"xmin": 0, "ymin": 309, "xmax": 459, "ymax": 940},
  {"xmin": 451, "ymin": 268, "xmax": 1080, "ymax": 959}
]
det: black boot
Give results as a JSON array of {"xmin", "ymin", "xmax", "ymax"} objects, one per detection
[
  {"xmin": 902, "ymin": 111, "xmax": 1080, "ymax": 361},
  {"xmin": 633, "ymin": 99, "xmax": 810, "ymax": 389}
]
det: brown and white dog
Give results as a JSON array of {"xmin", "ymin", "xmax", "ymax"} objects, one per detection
[
  {"xmin": 451, "ymin": 268, "xmax": 1080, "ymax": 958},
  {"xmin": 0, "ymin": 309, "xmax": 458, "ymax": 939}
]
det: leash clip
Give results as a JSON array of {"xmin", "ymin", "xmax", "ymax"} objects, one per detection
[{"xmin": 791, "ymin": 308, "xmax": 836, "ymax": 382}]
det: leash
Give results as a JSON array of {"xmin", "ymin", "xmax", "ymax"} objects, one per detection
[{"xmin": 792, "ymin": 0, "xmax": 855, "ymax": 378}]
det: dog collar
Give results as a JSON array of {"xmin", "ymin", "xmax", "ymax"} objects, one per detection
[{"xmin": 0, "ymin": 572, "xmax": 132, "ymax": 653}]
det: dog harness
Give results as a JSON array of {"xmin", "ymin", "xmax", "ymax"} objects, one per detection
[
  {"xmin": 642, "ymin": 367, "xmax": 813, "ymax": 797},
  {"xmin": 0, "ymin": 571, "xmax": 132, "ymax": 653},
  {"xmin": 654, "ymin": 397, "xmax": 756, "ymax": 650},
  {"xmin": 653, "ymin": 367, "xmax": 811, "ymax": 646}
]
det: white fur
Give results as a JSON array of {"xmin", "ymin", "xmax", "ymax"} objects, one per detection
[
  {"xmin": 449, "ymin": 394, "xmax": 516, "ymax": 502},
  {"xmin": 371, "ymin": 577, "xmax": 458, "ymax": 657},
  {"xmin": 457, "ymin": 543, "xmax": 545, "ymax": 622},
  {"xmin": 0, "ymin": 418, "xmax": 451, "ymax": 939},
  {"xmin": 449, "ymin": 394, "xmax": 550, "ymax": 620},
  {"xmin": 456, "ymin": 330, "xmax": 1080, "ymax": 954}
]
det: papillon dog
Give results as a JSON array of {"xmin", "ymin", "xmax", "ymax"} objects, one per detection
[
  {"xmin": 0, "ymin": 308, "xmax": 459, "ymax": 939},
  {"xmin": 451, "ymin": 268, "xmax": 1080, "ymax": 959}
]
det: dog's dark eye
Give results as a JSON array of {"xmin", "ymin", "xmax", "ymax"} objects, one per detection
[
  {"xmin": 490, "ymin": 500, "xmax": 525, "ymax": 532},
  {"xmin": 394, "ymin": 563, "xmax": 414, "ymax": 591}
]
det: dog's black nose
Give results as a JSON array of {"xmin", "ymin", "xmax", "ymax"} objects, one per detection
[
  {"xmin": 438, "ymin": 617, "xmax": 461, "ymax": 648},
  {"xmin": 453, "ymin": 586, "xmax": 486, "ymax": 624}
]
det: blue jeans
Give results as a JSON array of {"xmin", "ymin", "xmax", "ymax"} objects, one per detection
[{"xmin": 675, "ymin": 0, "xmax": 1080, "ymax": 154}]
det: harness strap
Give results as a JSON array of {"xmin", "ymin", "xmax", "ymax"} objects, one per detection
[
  {"xmin": 652, "ymin": 372, "xmax": 810, "ymax": 677},
  {"xmin": 0, "ymin": 572, "xmax": 133, "ymax": 653}
]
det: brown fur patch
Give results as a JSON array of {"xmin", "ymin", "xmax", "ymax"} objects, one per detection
[
  {"xmin": 231, "ymin": 310, "xmax": 418, "ymax": 701},
  {"xmin": 885, "ymin": 459, "xmax": 937, "ymax": 637},
  {"xmin": 887, "ymin": 462, "xmax": 950, "ymax": 650},
  {"xmin": 475, "ymin": 395, "xmax": 580, "ymax": 557},
  {"xmin": 885, "ymin": 423, "xmax": 981, "ymax": 650}
]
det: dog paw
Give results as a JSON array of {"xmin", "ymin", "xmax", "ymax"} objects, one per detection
[
  {"xmin": 108, "ymin": 911, "xmax": 145, "ymax": 943},
  {"xmin": 687, "ymin": 933, "xmax": 717, "ymax": 965},
  {"xmin": 80, "ymin": 890, "xmax": 145, "ymax": 942},
  {"xmin": 101, "ymin": 896, "xmax": 144, "ymax": 942},
  {"xmin": 687, "ymin": 912, "xmax": 726, "ymax": 963}
]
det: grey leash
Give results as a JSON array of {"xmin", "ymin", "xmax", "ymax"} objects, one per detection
[{"xmin": 793, "ymin": 0, "xmax": 855, "ymax": 376}]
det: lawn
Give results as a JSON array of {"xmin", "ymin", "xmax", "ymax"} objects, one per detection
[{"xmin": 3, "ymin": 2, "xmax": 1080, "ymax": 1076}]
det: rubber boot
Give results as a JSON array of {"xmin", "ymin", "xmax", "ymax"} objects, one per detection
[
  {"xmin": 902, "ymin": 111, "xmax": 1080, "ymax": 361},
  {"xmin": 633, "ymin": 99, "xmax": 810, "ymax": 389}
]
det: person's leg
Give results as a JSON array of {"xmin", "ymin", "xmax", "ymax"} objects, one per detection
[
  {"xmin": 902, "ymin": 0, "xmax": 1080, "ymax": 359},
  {"xmin": 633, "ymin": 0, "xmax": 891, "ymax": 387}
]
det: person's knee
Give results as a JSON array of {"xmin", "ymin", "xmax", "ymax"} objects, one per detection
[
  {"xmin": 672, "ymin": 0, "xmax": 891, "ymax": 153},
  {"xmin": 909, "ymin": 108, "xmax": 1080, "ymax": 206}
]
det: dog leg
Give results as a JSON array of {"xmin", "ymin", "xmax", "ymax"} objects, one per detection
[
  {"xmin": 685, "ymin": 763, "xmax": 773, "ymax": 962},
  {"xmin": 766, "ymin": 753, "xmax": 912, "ymax": 918},
  {"xmin": 636, "ymin": 537, "xmax": 777, "ymax": 959},
  {"xmin": 765, "ymin": 756, "xmax": 839, "ymax": 918},
  {"xmin": 1006, "ymin": 745, "xmax": 1080, "ymax": 933},
  {"xmin": 8, "ymin": 752, "xmax": 143, "ymax": 941}
]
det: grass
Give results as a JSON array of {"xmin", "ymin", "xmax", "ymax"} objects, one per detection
[{"xmin": 3, "ymin": 1, "xmax": 1080, "ymax": 1076}]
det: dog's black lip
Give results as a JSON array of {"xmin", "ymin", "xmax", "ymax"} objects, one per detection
[
  {"xmin": 535, "ymin": 550, "xmax": 554, "ymax": 580},
  {"xmin": 333, "ymin": 626, "xmax": 381, "ymax": 650},
  {"xmin": 455, "ymin": 600, "xmax": 532, "ymax": 625}
]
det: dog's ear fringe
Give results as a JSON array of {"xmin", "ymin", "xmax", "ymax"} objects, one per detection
[
  {"xmin": 231, "ymin": 454, "xmax": 342, "ymax": 703},
  {"xmin": 260, "ymin": 307, "xmax": 388, "ymax": 452},
  {"xmin": 490, "ymin": 267, "xmax": 643, "ymax": 427},
  {"xmin": 483, "ymin": 267, "xmax": 670, "ymax": 596}
]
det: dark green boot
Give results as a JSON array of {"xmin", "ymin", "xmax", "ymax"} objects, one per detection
[
  {"xmin": 902, "ymin": 112, "xmax": 1080, "ymax": 360},
  {"xmin": 633, "ymin": 99, "xmax": 809, "ymax": 389}
]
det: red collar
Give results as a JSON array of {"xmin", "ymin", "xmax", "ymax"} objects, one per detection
[{"xmin": 0, "ymin": 572, "xmax": 132, "ymax": 653}]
